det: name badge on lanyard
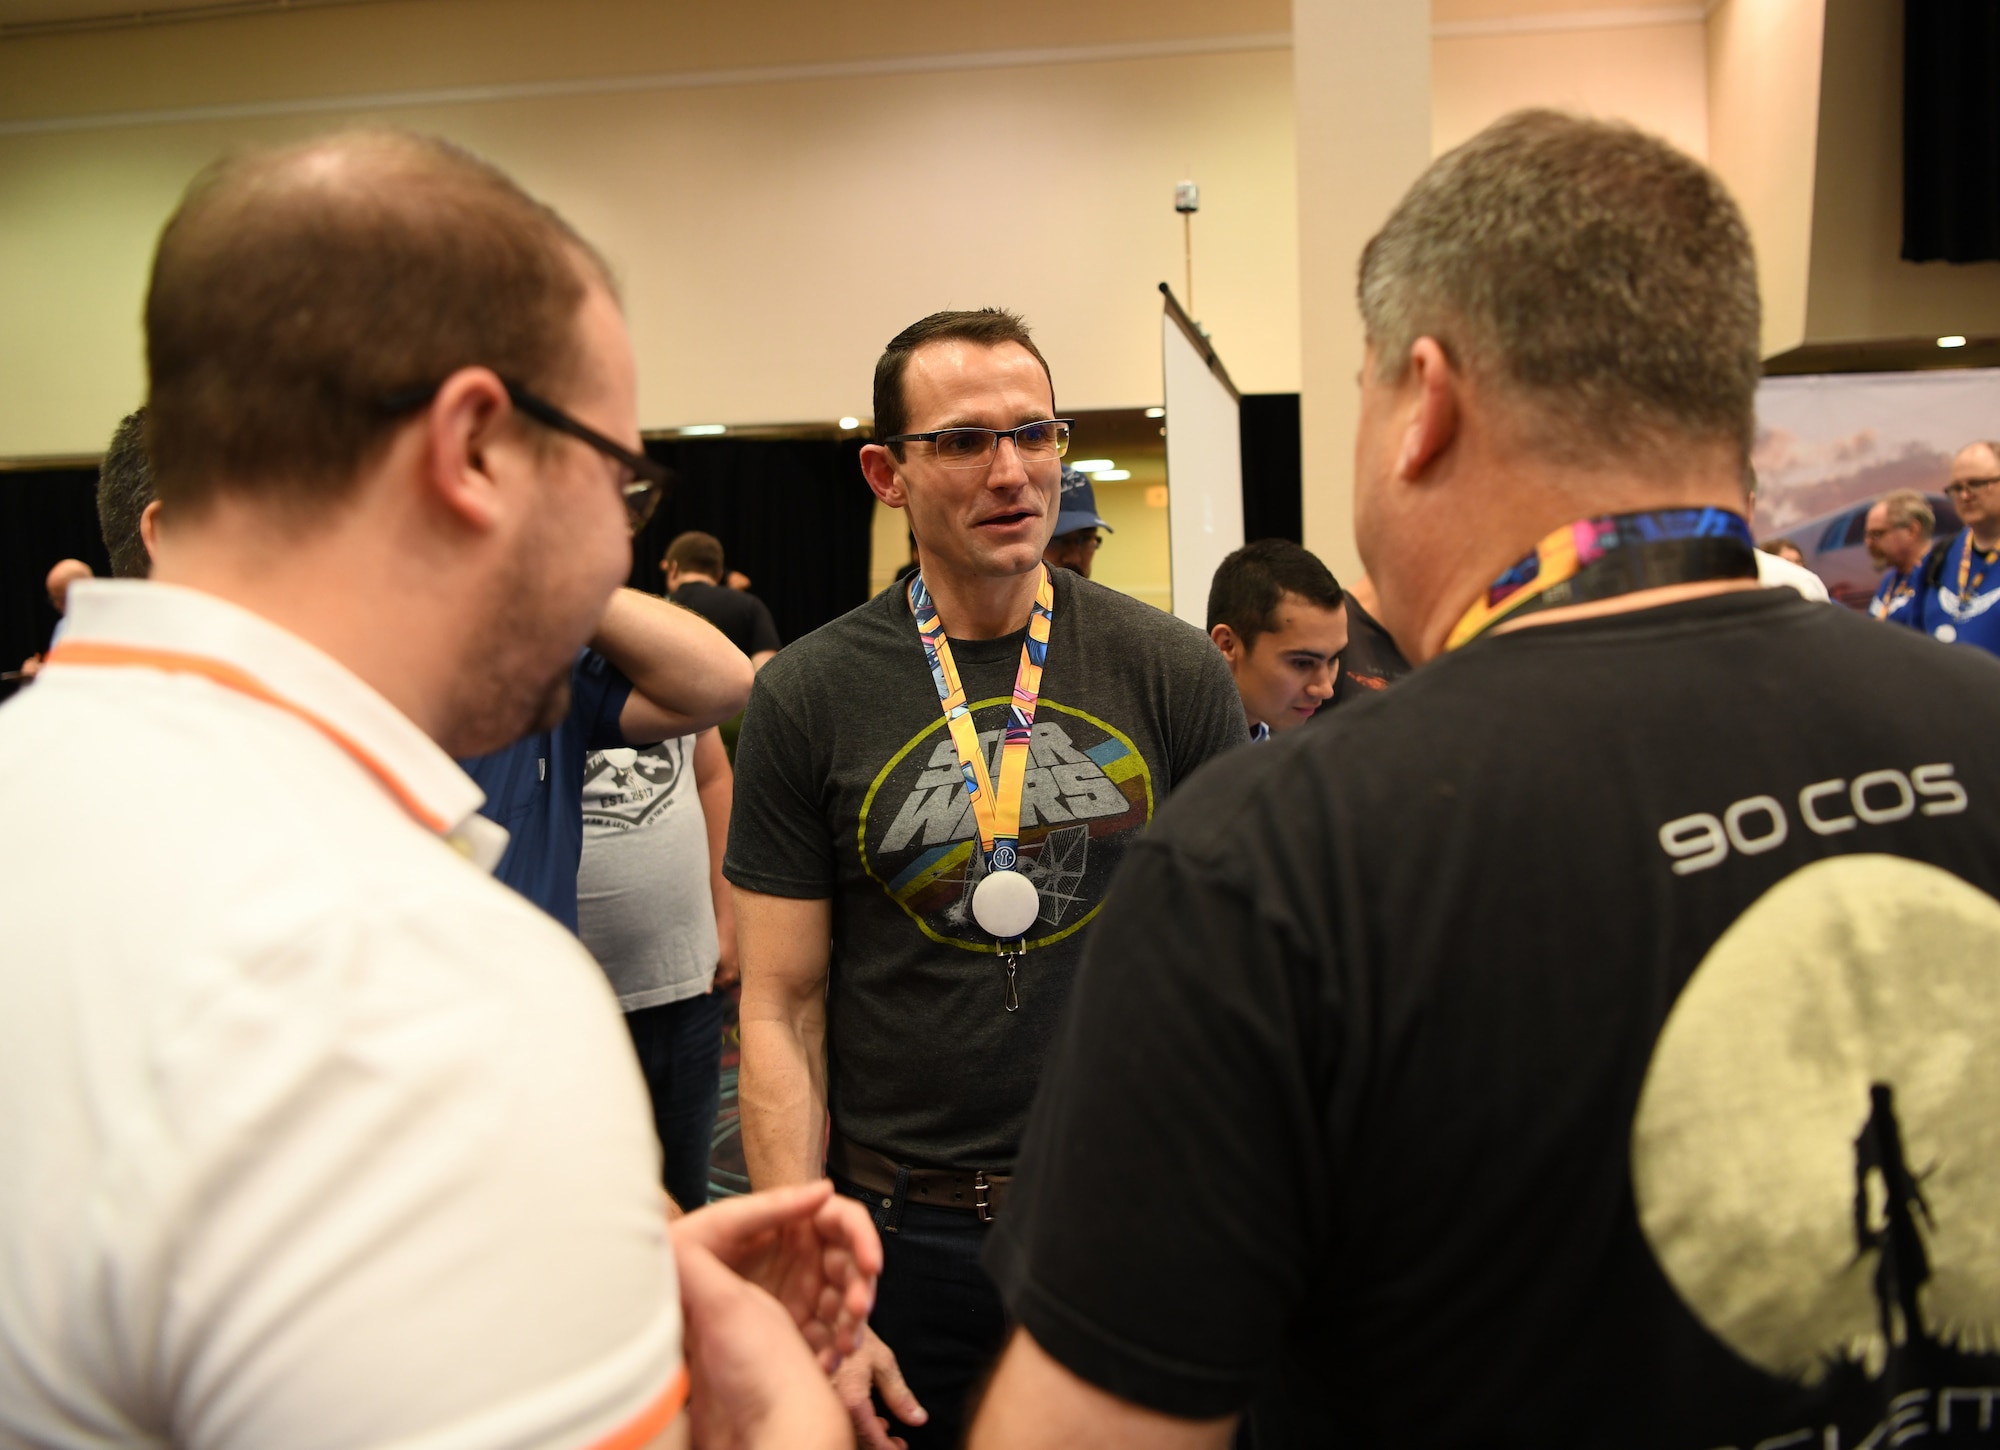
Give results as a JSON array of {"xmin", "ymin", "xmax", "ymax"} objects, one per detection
[{"xmin": 908, "ymin": 565, "xmax": 1056, "ymax": 1012}]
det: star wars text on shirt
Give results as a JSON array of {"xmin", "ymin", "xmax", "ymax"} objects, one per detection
[{"xmin": 863, "ymin": 705, "xmax": 1152, "ymax": 951}]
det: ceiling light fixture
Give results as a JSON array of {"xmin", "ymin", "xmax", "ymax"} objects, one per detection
[
  {"xmin": 1939, "ymin": 335, "xmax": 1968, "ymax": 348},
  {"xmin": 679, "ymin": 423, "xmax": 726, "ymax": 436},
  {"xmin": 838, "ymin": 416, "xmax": 860, "ymax": 429},
  {"xmin": 1069, "ymin": 458, "xmax": 1114, "ymax": 473},
  {"xmin": 1091, "ymin": 469, "xmax": 1131, "ymax": 481},
  {"xmin": 1144, "ymin": 407, "xmax": 1165, "ymax": 418}
]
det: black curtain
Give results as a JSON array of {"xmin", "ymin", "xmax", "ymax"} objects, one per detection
[
  {"xmin": 633, "ymin": 436, "xmax": 876, "ymax": 645},
  {"xmin": 2, "ymin": 438, "xmax": 874, "ymax": 706},
  {"xmin": 1239, "ymin": 393, "xmax": 1303, "ymax": 546},
  {"xmin": 1, "ymin": 468, "xmax": 109, "ymax": 702},
  {"xmin": 1904, "ymin": 0, "xmax": 2000, "ymax": 261}
]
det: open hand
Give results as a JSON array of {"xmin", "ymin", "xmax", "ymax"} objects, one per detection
[
  {"xmin": 677, "ymin": 1241, "xmax": 847, "ymax": 1450},
  {"xmin": 832, "ymin": 1324, "xmax": 928, "ymax": 1450},
  {"xmin": 670, "ymin": 1181, "xmax": 880, "ymax": 1369}
]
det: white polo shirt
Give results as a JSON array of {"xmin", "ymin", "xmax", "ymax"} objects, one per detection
[{"xmin": 0, "ymin": 581, "xmax": 685, "ymax": 1449}]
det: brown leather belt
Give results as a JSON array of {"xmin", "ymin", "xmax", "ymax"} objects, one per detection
[{"xmin": 829, "ymin": 1134, "xmax": 1012, "ymax": 1223}]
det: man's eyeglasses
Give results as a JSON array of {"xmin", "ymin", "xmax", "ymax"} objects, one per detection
[
  {"xmin": 379, "ymin": 378, "xmax": 669, "ymax": 533},
  {"xmin": 880, "ymin": 419, "xmax": 1073, "ymax": 470},
  {"xmin": 1945, "ymin": 476, "xmax": 2000, "ymax": 501}
]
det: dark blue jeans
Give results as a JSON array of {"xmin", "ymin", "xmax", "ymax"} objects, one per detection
[
  {"xmin": 834, "ymin": 1175, "xmax": 1011, "ymax": 1450},
  {"xmin": 625, "ymin": 991, "xmax": 724, "ymax": 1209}
]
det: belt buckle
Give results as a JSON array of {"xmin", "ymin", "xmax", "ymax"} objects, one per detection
[{"xmin": 973, "ymin": 1170, "xmax": 992, "ymax": 1225}]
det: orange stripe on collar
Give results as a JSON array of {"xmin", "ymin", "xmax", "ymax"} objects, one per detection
[{"xmin": 46, "ymin": 640, "xmax": 450, "ymax": 836}]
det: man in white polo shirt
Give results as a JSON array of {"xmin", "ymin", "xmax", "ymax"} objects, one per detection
[{"xmin": 0, "ymin": 132, "xmax": 864, "ymax": 1449}]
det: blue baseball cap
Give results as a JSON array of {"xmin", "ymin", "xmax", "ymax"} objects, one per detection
[{"xmin": 1055, "ymin": 466, "xmax": 1115, "ymax": 536}]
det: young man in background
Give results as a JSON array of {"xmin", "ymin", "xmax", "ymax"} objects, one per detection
[{"xmin": 1205, "ymin": 538, "xmax": 1349, "ymax": 737}]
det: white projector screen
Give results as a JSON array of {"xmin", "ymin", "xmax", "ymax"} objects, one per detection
[{"xmin": 1160, "ymin": 285, "xmax": 1244, "ymax": 628}]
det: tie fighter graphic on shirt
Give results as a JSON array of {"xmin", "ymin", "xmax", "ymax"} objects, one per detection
[{"xmin": 945, "ymin": 823, "xmax": 1091, "ymax": 934}]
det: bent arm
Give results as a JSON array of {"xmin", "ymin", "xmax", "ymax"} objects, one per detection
[
  {"xmin": 969, "ymin": 1330, "xmax": 1236, "ymax": 1450},
  {"xmin": 692, "ymin": 729, "xmax": 738, "ymax": 988},
  {"xmin": 593, "ymin": 588, "xmax": 754, "ymax": 743},
  {"xmin": 735, "ymin": 890, "xmax": 831, "ymax": 1187}
]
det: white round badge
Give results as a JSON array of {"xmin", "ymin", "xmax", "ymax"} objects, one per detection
[
  {"xmin": 1937, "ymin": 623, "xmax": 1959, "ymax": 643},
  {"xmin": 972, "ymin": 870, "xmax": 1041, "ymax": 939}
]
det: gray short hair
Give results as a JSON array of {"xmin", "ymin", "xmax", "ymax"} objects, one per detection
[
  {"xmin": 1879, "ymin": 488, "xmax": 1935, "ymax": 535},
  {"xmin": 1358, "ymin": 110, "xmax": 1762, "ymax": 466},
  {"xmin": 97, "ymin": 407, "xmax": 154, "ymax": 579}
]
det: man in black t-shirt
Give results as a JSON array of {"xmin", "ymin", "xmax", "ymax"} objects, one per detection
[
  {"xmin": 664, "ymin": 529, "xmax": 782, "ymax": 669},
  {"xmin": 970, "ymin": 113, "xmax": 2000, "ymax": 1449},
  {"xmin": 726, "ymin": 308, "xmax": 1243, "ymax": 1450},
  {"xmin": 1324, "ymin": 573, "xmax": 1410, "ymax": 708}
]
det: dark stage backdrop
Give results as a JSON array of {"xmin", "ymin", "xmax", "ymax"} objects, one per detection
[
  {"xmin": 2, "ymin": 435, "xmax": 874, "ymax": 707},
  {"xmin": 2, "ymin": 467, "xmax": 108, "ymax": 703},
  {"xmin": 1904, "ymin": 0, "xmax": 2000, "ymax": 262},
  {"xmin": 633, "ymin": 435, "xmax": 877, "ymax": 645},
  {"xmin": 1239, "ymin": 392, "xmax": 1303, "ymax": 546}
]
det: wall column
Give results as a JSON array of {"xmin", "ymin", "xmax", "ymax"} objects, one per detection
[{"xmin": 1292, "ymin": 0, "xmax": 1432, "ymax": 584}]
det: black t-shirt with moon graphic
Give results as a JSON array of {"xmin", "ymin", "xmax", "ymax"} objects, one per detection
[
  {"xmin": 987, "ymin": 589, "xmax": 2000, "ymax": 1448},
  {"xmin": 724, "ymin": 567, "xmax": 1245, "ymax": 1170}
]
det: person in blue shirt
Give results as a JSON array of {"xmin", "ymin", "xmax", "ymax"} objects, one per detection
[
  {"xmin": 1911, "ymin": 441, "xmax": 2000, "ymax": 657},
  {"xmin": 461, "ymin": 585, "xmax": 751, "ymax": 929},
  {"xmin": 1864, "ymin": 489, "xmax": 1934, "ymax": 625}
]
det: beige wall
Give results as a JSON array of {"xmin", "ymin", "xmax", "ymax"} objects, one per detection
[
  {"xmin": 1433, "ymin": 20, "xmax": 1708, "ymax": 161},
  {"xmin": 1705, "ymin": 0, "xmax": 1826, "ymax": 357},
  {"xmin": 1292, "ymin": 0, "xmax": 1432, "ymax": 588},
  {"xmin": 0, "ymin": 0, "xmax": 1299, "ymax": 460},
  {"xmin": 1293, "ymin": 3, "xmax": 1722, "ymax": 587},
  {"xmin": 1803, "ymin": 0, "xmax": 2000, "ymax": 343}
]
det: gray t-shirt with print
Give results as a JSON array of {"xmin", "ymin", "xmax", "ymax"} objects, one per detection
[
  {"xmin": 579, "ymin": 735, "xmax": 718, "ymax": 1010},
  {"xmin": 724, "ymin": 567, "xmax": 1246, "ymax": 1169}
]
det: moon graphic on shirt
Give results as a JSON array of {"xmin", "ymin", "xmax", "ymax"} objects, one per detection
[{"xmin": 1632, "ymin": 854, "xmax": 2000, "ymax": 1383}]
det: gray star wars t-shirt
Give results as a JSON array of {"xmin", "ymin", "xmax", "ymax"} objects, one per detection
[
  {"xmin": 579, "ymin": 736, "xmax": 718, "ymax": 1010},
  {"xmin": 724, "ymin": 567, "xmax": 1245, "ymax": 1169}
]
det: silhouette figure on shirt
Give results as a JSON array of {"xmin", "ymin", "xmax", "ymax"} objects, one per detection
[{"xmin": 1853, "ymin": 1082, "xmax": 1934, "ymax": 1351}]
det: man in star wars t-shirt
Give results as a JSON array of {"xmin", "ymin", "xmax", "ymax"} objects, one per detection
[
  {"xmin": 726, "ymin": 308, "xmax": 1243, "ymax": 1450},
  {"xmin": 1910, "ymin": 442, "xmax": 2000, "ymax": 658},
  {"xmin": 970, "ymin": 113, "xmax": 2000, "ymax": 1450}
]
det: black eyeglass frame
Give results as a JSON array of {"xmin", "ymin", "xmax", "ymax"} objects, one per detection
[
  {"xmin": 878, "ymin": 418, "xmax": 1075, "ymax": 468},
  {"xmin": 1944, "ymin": 476, "xmax": 2000, "ymax": 499},
  {"xmin": 379, "ymin": 377, "xmax": 670, "ymax": 533}
]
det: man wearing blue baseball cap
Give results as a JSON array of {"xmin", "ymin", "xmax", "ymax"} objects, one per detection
[{"xmin": 1043, "ymin": 465, "xmax": 1114, "ymax": 578}]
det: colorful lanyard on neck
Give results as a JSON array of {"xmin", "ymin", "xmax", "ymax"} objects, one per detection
[
  {"xmin": 1445, "ymin": 507, "xmax": 1757, "ymax": 652},
  {"xmin": 1950, "ymin": 537, "xmax": 2000, "ymax": 618},
  {"xmin": 907, "ymin": 566, "xmax": 1055, "ymax": 874}
]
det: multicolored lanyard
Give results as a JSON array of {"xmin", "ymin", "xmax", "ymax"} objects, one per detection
[
  {"xmin": 907, "ymin": 565, "xmax": 1055, "ymax": 873},
  {"xmin": 1949, "ymin": 536, "xmax": 2000, "ymax": 619},
  {"xmin": 1446, "ymin": 507, "xmax": 1757, "ymax": 651}
]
